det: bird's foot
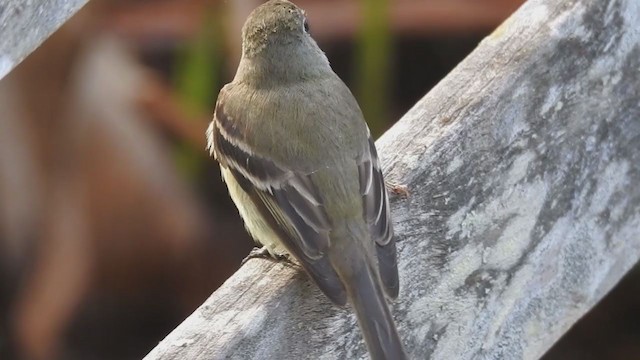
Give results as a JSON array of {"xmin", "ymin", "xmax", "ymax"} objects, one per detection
[{"xmin": 241, "ymin": 246, "xmax": 293, "ymax": 266}]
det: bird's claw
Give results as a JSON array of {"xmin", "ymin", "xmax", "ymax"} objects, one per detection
[{"xmin": 242, "ymin": 246, "xmax": 293, "ymax": 266}]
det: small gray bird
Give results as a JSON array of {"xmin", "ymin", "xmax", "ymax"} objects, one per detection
[{"xmin": 206, "ymin": 1, "xmax": 406, "ymax": 359}]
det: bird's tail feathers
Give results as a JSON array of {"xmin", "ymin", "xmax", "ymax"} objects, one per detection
[{"xmin": 345, "ymin": 259, "xmax": 407, "ymax": 360}]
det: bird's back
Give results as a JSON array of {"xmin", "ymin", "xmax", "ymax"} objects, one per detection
[{"xmin": 222, "ymin": 75, "xmax": 369, "ymax": 173}]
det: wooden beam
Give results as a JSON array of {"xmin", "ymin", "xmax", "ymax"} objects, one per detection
[
  {"xmin": 145, "ymin": 0, "xmax": 640, "ymax": 358},
  {"xmin": 0, "ymin": 0, "xmax": 90, "ymax": 80}
]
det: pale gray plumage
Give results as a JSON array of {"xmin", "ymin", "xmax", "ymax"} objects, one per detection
[{"xmin": 206, "ymin": 1, "xmax": 405, "ymax": 359}]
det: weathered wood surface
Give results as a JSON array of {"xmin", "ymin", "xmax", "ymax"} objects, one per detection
[
  {"xmin": 145, "ymin": 0, "xmax": 640, "ymax": 358},
  {"xmin": 0, "ymin": 0, "xmax": 89, "ymax": 80}
]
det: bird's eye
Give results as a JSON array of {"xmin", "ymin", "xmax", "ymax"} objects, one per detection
[{"xmin": 303, "ymin": 19, "xmax": 310, "ymax": 33}]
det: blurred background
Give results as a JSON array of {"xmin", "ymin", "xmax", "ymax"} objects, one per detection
[{"xmin": 0, "ymin": 0, "xmax": 638, "ymax": 359}]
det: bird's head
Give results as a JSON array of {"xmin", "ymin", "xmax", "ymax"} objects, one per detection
[{"xmin": 241, "ymin": 0, "xmax": 311, "ymax": 58}]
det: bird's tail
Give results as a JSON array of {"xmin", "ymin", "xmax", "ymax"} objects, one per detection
[{"xmin": 345, "ymin": 257, "xmax": 407, "ymax": 360}]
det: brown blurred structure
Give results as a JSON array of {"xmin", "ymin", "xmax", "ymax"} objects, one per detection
[
  {"xmin": 0, "ymin": 2, "xmax": 251, "ymax": 359},
  {"xmin": 106, "ymin": 0, "xmax": 525, "ymax": 72},
  {"xmin": 107, "ymin": 0, "xmax": 524, "ymax": 40}
]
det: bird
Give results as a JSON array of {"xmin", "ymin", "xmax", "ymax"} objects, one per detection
[{"xmin": 206, "ymin": 1, "xmax": 406, "ymax": 359}]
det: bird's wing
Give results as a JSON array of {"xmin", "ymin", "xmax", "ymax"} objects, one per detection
[
  {"xmin": 208, "ymin": 97, "xmax": 347, "ymax": 305},
  {"xmin": 357, "ymin": 133, "xmax": 399, "ymax": 298}
]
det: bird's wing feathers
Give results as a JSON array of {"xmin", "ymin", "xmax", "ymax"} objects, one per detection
[
  {"xmin": 357, "ymin": 135, "xmax": 399, "ymax": 299},
  {"xmin": 209, "ymin": 86, "xmax": 398, "ymax": 302},
  {"xmin": 209, "ymin": 98, "xmax": 347, "ymax": 305}
]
